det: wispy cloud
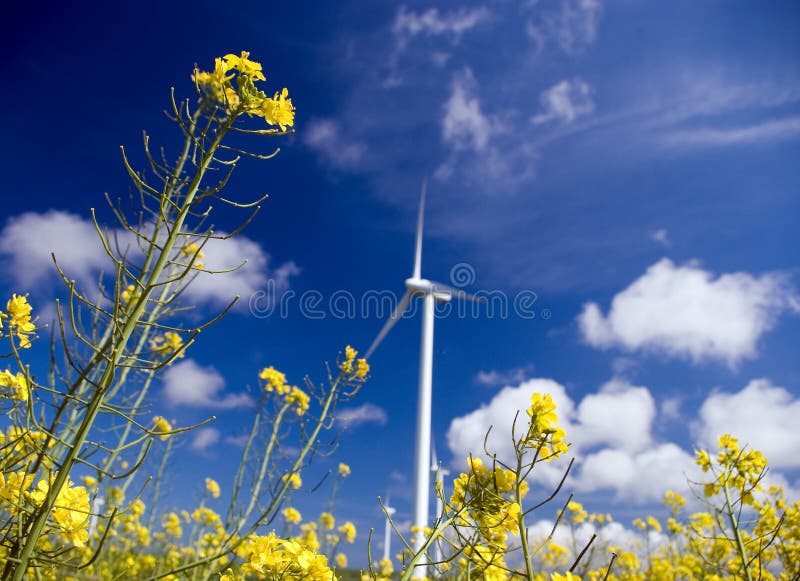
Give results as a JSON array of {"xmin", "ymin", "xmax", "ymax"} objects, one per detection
[
  {"xmin": 660, "ymin": 116, "xmax": 800, "ymax": 149},
  {"xmin": 336, "ymin": 403, "xmax": 388, "ymax": 427},
  {"xmin": 162, "ymin": 359, "xmax": 254, "ymax": 409},
  {"xmin": 303, "ymin": 118, "xmax": 367, "ymax": 170},
  {"xmin": 441, "ymin": 68, "xmax": 492, "ymax": 152},
  {"xmin": 578, "ymin": 259, "xmax": 800, "ymax": 367},
  {"xmin": 191, "ymin": 427, "xmax": 221, "ymax": 453},
  {"xmin": 474, "ymin": 364, "xmax": 536, "ymax": 388},
  {"xmin": 532, "ymin": 78, "xmax": 595, "ymax": 125},
  {"xmin": 525, "ymin": 0, "xmax": 603, "ymax": 55},
  {"xmin": 386, "ymin": 5, "xmax": 490, "ymax": 86}
]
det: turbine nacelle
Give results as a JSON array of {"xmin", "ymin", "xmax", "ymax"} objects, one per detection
[{"xmin": 404, "ymin": 277, "xmax": 453, "ymax": 302}]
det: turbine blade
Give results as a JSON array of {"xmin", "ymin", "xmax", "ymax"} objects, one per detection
[
  {"xmin": 431, "ymin": 441, "xmax": 438, "ymax": 470},
  {"xmin": 431, "ymin": 281, "xmax": 486, "ymax": 303},
  {"xmin": 365, "ymin": 290, "xmax": 413, "ymax": 359},
  {"xmin": 412, "ymin": 180, "xmax": 427, "ymax": 279}
]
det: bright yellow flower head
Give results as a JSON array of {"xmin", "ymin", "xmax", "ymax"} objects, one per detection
[
  {"xmin": 338, "ymin": 463, "xmax": 351, "ymax": 477},
  {"xmin": 5, "ymin": 294, "xmax": 36, "ymax": 348},
  {"xmin": 338, "ymin": 521, "xmax": 357, "ymax": 543},
  {"xmin": 283, "ymin": 472, "xmax": 302, "ymax": 490},
  {"xmin": 282, "ymin": 507, "xmax": 302, "ymax": 524},
  {"xmin": 153, "ymin": 415, "xmax": 173, "ymax": 440},
  {"xmin": 223, "ymin": 51, "xmax": 266, "ymax": 81},
  {"xmin": 0, "ymin": 369, "xmax": 29, "ymax": 402},
  {"xmin": 259, "ymin": 88, "xmax": 295, "ymax": 131},
  {"xmin": 205, "ymin": 477, "xmax": 221, "ymax": 499}
]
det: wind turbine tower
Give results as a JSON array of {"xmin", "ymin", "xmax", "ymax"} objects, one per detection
[{"xmin": 366, "ymin": 182, "xmax": 480, "ymax": 571}]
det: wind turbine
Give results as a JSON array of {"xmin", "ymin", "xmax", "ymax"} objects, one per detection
[
  {"xmin": 365, "ymin": 181, "xmax": 480, "ymax": 570},
  {"xmin": 382, "ymin": 495, "xmax": 396, "ymax": 563},
  {"xmin": 431, "ymin": 443, "xmax": 450, "ymax": 565}
]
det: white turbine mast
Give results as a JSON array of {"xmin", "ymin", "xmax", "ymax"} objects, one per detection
[
  {"xmin": 382, "ymin": 494, "xmax": 397, "ymax": 563},
  {"xmin": 431, "ymin": 442, "xmax": 450, "ymax": 565},
  {"xmin": 365, "ymin": 181, "xmax": 481, "ymax": 572}
]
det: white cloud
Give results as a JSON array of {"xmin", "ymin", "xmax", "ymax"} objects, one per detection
[
  {"xmin": 578, "ymin": 258, "xmax": 799, "ymax": 366},
  {"xmin": 0, "ymin": 210, "xmax": 298, "ymax": 311},
  {"xmin": 649, "ymin": 228, "xmax": 670, "ymax": 246},
  {"xmin": 533, "ymin": 78, "xmax": 596, "ymax": 125},
  {"xmin": 474, "ymin": 364, "xmax": 536, "ymax": 388},
  {"xmin": 190, "ymin": 427, "xmax": 221, "ymax": 452},
  {"xmin": 442, "ymin": 68, "xmax": 492, "ymax": 152},
  {"xmin": 0, "ymin": 210, "xmax": 113, "ymax": 289},
  {"xmin": 694, "ymin": 379, "xmax": 800, "ymax": 469},
  {"xmin": 162, "ymin": 359, "xmax": 253, "ymax": 409},
  {"xmin": 336, "ymin": 403, "xmax": 388, "ymax": 427},
  {"xmin": 570, "ymin": 378, "xmax": 655, "ymax": 453},
  {"xmin": 447, "ymin": 376, "xmax": 701, "ymax": 504},
  {"xmin": 660, "ymin": 116, "xmax": 800, "ymax": 149},
  {"xmin": 576, "ymin": 444, "xmax": 696, "ymax": 503},
  {"xmin": 303, "ymin": 119, "xmax": 366, "ymax": 170},
  {"xmin": 392, "ymin": 6, "xmax": 490, "ymax": 41},
  {"xmin": 526, "ymin": 0, "xmax": 603, "ymax": 54}
]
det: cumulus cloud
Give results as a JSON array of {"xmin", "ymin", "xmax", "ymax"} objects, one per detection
[
  {"xmin": 526, "ymin": 0, "xmax": 603, "ymax": 54},
  {"xmin": 693, "ymin": 379, "xmax": 800, "ymax": 469},
  {"xmin": 0, "ymin": 210, "xmax": 114, "ymax": 289},
  {"xmin": 162, "ymin": 359, "xmax": 253, "ymax": 409},
  {"xmin": 576, "ymin": 443, "xmax": 696, "ymax": 502},
  {"xmin": 447, "ymin": 376, "xmax": 698, "ymax": 503},
  {"xmin": 336, "ymin": 403, "xmax": 388, "ymax": 427},
  {"xmin": 0, "ymin": 210, "xmax": 298, "ymax": 311},
  {"xmin": 533, "ymin": 78, "xmax": 596, "ymax": 125},
  {"xmin": 578, "ymin": 258, "xmax": 799, "ymax": 366},
  {"xmin": 191, "ymin": 427, "xmax": 221, "ymax": 453},
  {"xmin": 442, "ymin": 68, "xmax": 492, "ymax": 152},
  {"xmin": 303, "ymin": 119, "xmax": 367, "ymax": 170}
]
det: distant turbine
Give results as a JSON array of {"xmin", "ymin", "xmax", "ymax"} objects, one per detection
[
  {"xmin": 382, "ymin": 495, "xmax": 397, "ymax": 563},
  {"xmin": 431, "ymin": 443, "xmax": 450, "ymax": 565},
  {"xmin": 366, "ymin": 181, "xmax": 481, "ymax": 571}
]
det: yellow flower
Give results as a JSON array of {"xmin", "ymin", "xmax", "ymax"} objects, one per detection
[
  {"xmin": 320, "ymin": 512, "xmax": 335, "ymax": 530},
  {"xmin": 6, "ymin": 294, "xmax": 36, "ymax": 348},
  {"xmin": 153, "ymin": 416, "xmax": 173, "ymax": 440},
  {"xmin": 0, "ymin": 369, "xmax": 29, "ymax": 401},
  {"xmin": 258, "ymin": 88, "xmax": 295, "ymax": 131},
  {"xmin": 338, "ymin": 463, "xmax": 351, "ymax": 477},
  {"xmin": 223, "ymin": 51, "xmax": 266, "ymax": 81},
  {"xmin": 181, "ymin": 242, "xmax": 205, "ymax": 270},
  {"xmin": 338, "ymin": 521, "xmax": 357, "ymax": 543},
  {"xmin": 259, "ymin": 366, "xmax": 290, "ymax": 394},
  {"xmin": 282, "ymin": 507, "xmax": 302, "ymax": 524},
  {"xmin": 152, "ymin": 331, "xmax": 185, "ymax": 358},
  {"xmin": 355, "ymin": 358, "xmax": 370, "ymax": 378},
  {"xmin": 283, "ymin": 472, "xmax": 302, "ymax": 490},
  {"xmin": 335, "ymin": 553, "xmax": 347, "ymax": 568},
  {"xmin": 205, "ymin": 477, "xmax": 221, "ymax": 499},
  {"xmin": 286, "ymin": 386, "xmax": 310, "ymax": 416}
]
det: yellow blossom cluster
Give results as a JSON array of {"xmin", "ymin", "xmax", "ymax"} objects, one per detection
[
  {"xmin": 696, "ymin": 433, "xmax": 767, "ymax": 503},
  {"xmin": 193, "ymin": 51, "xmax": 295, "ymax": 130},
  {"xmin": 151, "ymin": 331, "xmax": 186, "ymax": 360},
  {"xmin": 258, "ymin": 366, "xmax": 310, "ymax": 415},
  {"xmin": 181, "ymin": 242, "xmax": 205, "ymax": 270},
  {"xmin": 27, "ymin": 475, "xmax": 91, "ymax": 546},
  {"xmin": 152, "ymin": 415, "xmax": 173, "ymax": 440},
  {"xmin": 525, "ymin": 392, "xmax": 569, "ymax": 460},
  {"xmin": 0, "ymin": 369, "xmax": 29, "ymax": 402},
  {"xmin": 233, "ymin": 532, "xmax": 336, "ymax": 580},
  {"xmin": 339, "ymin": 345, "xmax": 369, "ymax": 378},
  {"xmin": 1, "ymin": 294, "xmax": 36, "ymax": 348},
  {"xmin": 205, "ymin": 477, "xmax": 221, "ymax": 499},
  {"xmin": 338, "ymin": 462, "xmax": 351, "ymax": 477}
]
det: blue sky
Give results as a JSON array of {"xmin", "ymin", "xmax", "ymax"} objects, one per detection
[{"xmin": 2, "ymin": 0, "xmax": 799, "ymax": 564}]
